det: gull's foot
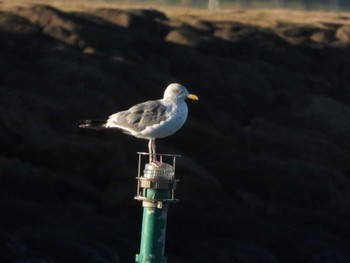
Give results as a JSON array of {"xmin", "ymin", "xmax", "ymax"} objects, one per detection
[{"xmin": 150, "ymin": 160, "xmax": 164, "ymax": 168}]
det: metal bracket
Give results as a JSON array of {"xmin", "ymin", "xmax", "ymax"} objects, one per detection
[{"xmin": 135, "ymin": 153, "xmax": 181, "ymax": 204}]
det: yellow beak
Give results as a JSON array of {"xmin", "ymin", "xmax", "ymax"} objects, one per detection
[{"xmin": 187, "ymin": 94, "xmax": 199, "ymax": 101}]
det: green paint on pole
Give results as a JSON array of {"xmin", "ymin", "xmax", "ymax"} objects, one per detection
[
  {"xmin": 137, "ymin": 206, "xmax": 168, "ymax": 261},
  {"xmin": 135, "ymin": 156, "xmax": 180, "ymax": 263}
]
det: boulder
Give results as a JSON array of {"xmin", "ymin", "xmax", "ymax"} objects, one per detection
[
  {"xmin": 292, "ymin": 95, "xmax": 350, "ymax": 145},
  {"xmin": 1, "ymin": 5, "xmax": 350, "ymax": 262},
  {"xmin": 335, "ymin": 25, "xmax": 350, "ymax": 44}
]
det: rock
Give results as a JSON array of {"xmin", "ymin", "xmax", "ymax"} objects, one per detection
[
  {"xmin": 335, "ymin": 25, "xmax": 350, "ymax": 44},
  {"xmin": 43, "ymin": 24, "xmax": 86, "ymax": 48},
  {"xmin": 310, "ymin": 30, "xmax": 335, "ymax": 44},
  {"xmin": 95, "ymin": 8, "xmax": 167, "ymax": 27},
  {"xmin": 269, "ymin": 225, "xmax": 350, "ymax": 263},
  {"xmin": 292, "ymin": 95, "xmax": 350, "ymax": 145},
  {"xmin": 0, "ymin": 156, "xmax": 59, "ymax": 205},
  {"xmin": 1, "ymin": 5, "xmax": 350, "ymax": 262},
  {"xmin": 214, "ymin": 22, "xmax": 244, "ymax": 37},
  {"xmin": 0, "ymin": 12, "xmax": 36, "ymax": 34},
  {"xmin": 246, "ymin": 119, "xmax": 344, "ymax": 165},
  {"xmin": 165, "ymin": 25, "xmax": 205, "ymax": 47},
  {"xmin": 230, "ymin": 155, "xmax": 350, "ymax": 209},
  {"xmin": 16, "ymin": 5, "xmax": 76, "ymax": 30},
  {"xmin": 185, "ymin": 239, "xmax": 278, "ymax": 263}
]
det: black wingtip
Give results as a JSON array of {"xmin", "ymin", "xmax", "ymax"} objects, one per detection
[{"xmin": 79, "ymin": 120, "xmax": 106, "ymax": 129}]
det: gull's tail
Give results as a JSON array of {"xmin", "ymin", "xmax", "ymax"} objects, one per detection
[
  {"xmin": 79, "ymin": 120, "xmax": 124, "ymax": 132},
  {"xmin": 79, "ymin": 120, "xmax": 107, "ymax": 130}
]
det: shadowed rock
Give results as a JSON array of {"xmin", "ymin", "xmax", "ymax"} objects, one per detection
[{"xmin": 1, "ymin": 4, "xmax": 350, "ymax": 263}]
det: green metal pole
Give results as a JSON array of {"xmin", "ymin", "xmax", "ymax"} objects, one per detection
[
  {"xmin": 135, "ymin": 159, "xmax": 179, "ymax": 263},
  {"xmin": 136, "ymin": 189, "xmax": 169, "ymax": 263}
]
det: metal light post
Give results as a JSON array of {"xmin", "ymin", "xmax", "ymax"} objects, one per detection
[{"xmin": 135, "ymin": 153, "xmax": 180, "ymax": 263}]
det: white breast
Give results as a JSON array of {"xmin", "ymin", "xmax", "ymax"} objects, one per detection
[{"xmin": 140, "ymin": 101, "xmax": 188, "ymax": 139}]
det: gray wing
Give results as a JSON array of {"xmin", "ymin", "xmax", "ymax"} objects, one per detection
[{"xmin": 107, "ymin": 100, "xmax": 169, "ymax": 133}]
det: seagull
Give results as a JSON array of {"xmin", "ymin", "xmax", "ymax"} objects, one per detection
[{"xmin": 79, "ymin": 83, "xmax": 198, "ymax": 165}]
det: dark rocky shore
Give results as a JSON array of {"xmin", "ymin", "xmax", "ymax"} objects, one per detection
[{"xmin": 1, "ymin": 4, "xmax": 350, "ymax": 262}]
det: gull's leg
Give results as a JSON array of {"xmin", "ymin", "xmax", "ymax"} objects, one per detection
[
  {"xmin": 148, "ymin": 139, "xmax": 153, "ymax": 163},
  {"xmin": 151, "ymin": 138, "xmax": 157, "ymax": 163},
  {"xmin": 150, "ymin": 138, "xmax": 163, "ymax": 167}
]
